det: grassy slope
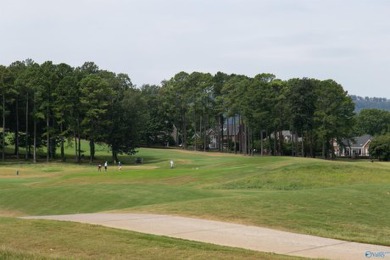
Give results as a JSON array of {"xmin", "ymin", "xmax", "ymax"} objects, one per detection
[
  {"xmin": 0, "ymin": 147, "xmax": 389, "ymax": 258},
  {"xmin": 0, "ymin": 217, "xmax": 299, "ymax": 260},
  {"xmin": 127, "ymin": 149, "xmax": 390, "ymax": 245}
]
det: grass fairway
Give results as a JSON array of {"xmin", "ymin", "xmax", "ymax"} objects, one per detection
[{"xmin": 1, "ymin": 148, "xmax": 389, "ymax": 258}]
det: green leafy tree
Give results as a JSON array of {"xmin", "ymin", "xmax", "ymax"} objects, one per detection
[
  {"xmin": 269, "ymin": 79, "xmax": 290, "ymax": 155},
  {"xmin": 14, "ymin": 59, "xmax": 37, "ymax": 160},
  {"xmin": 354, "ymin": 109, "xmax": 390, "ymax": 136},
  {"xmin": 28, "ymin": 63, "xmax": 46, "ymax": 163},
  {"xmin": 186, "ymin": 72, "xmax": 214, "ymax": 151},
  {"xmin": 53, "ymin": 63, "xmax": 77, "ymax": 161},
  {"xmin": 79, "ymin": 74, "xmax": 114, "ymax": 162},
  {"xmin": 141, "ymin": 84, "xmax": 173, "ymax": 146},
  {"xmin": 109, "ymin": 87, "xmax": 147, "ymax": 161},
  {"xmin": 314, "ymin": 80, "xmax": 355, "ymax": 159},
  {"xmin": 369, "ymin": 133, "xmax": 390, "ymax": 161},
  {"xmin": 287, "ymin": 78, "xmax": 317, "ymax": 157},
  {"xmin": 103, "ymin": 72, "xmax": 143, "ymax": 161},
  {"xmin": 162, "ymin": 72, "xmax": 191, "ymax": 148},
  {"xmin": 39, "ymin": 61, "xmax": 60, "ymax": 161},
  {"xmin": 8, "ymin": 61, "xmax": 29, "ymax": 159},
  {"xmin": 249, "ymin": 74, "xmax": 277, "ymax": 155},
  {"xmin": 221, "ymin": 74, "xmax": 252, "ymax": 153},
  {"xmin": 212, "ymin": 72, "xmax": 231, "ymax": 151}
]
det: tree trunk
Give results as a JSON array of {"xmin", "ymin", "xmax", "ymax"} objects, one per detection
[
  {"xmin": 76, "ymin": 118, "xmax": 81, "ymax": 163},
  {"xmin": 25, "ymin": 93, "xmax": 29, "ymax": 160},
  {"xmin": 226, "ymin": 117, "xmax": 230, "ymax": 152},
  {"xmin": 78, "ymin": 134, "xmax": 81, "ymax": 163},
  {"xmin": 183, "ymin": 112, "xmax": 187, "ymax": 149},
  {"xmin": 15, "ymin": 97, "xmax": 19, "ymax": 159},
  {"xmin": 273, "ymin": 131, "xmax": 277, "ymax": 156},
  {"xmin": 33, "ymin": 117, "xmax": 37, "ymax": 163},
  {"xmin": 260, "ymin": 130, "xmax": 264, "ymax": 156},
  {"xmin": 89, "ymin": 139, "xmax": 95, "ymax": 163},
  {"xmin": 60, "ymin": 122, "xmax": 65, "ymax": 161},
  {"xmin": 203, "ymin": 114, "xmax": 207, "ymax": 152},
  {"xmin": 278, "ymin": 130, "xmax": 283, "ymax": 156},
  {"xmin": 309, "ymin": 132, "xmax": 315, "ymax": 158},
  {"xmin": 233, "ymin": 116, "xmax": 237, "ymax": 154},
  {"xmin": 2, "ymin": 94, "xmax": 5, "ymax": 161},
  {"xmin": 301, "ymin": 131, "xmax": 305, "ymax": 157},
  {"xmin": 46, "ymin": 111, "xmax": 50, "ymax": 162},
  {"xmin": 247, "ymin": 126, "xmax": 251, "ymax": 155},
  {"xmin": 74, "ymin": 132, "xmax": 78, "ymax": 162},
  {"xmin": 246, "ymin": 125, "xmax": 250, "ymax": 155},
  {"xmin": 193, "ymin": 110, "xmax": 197, "ymax": 151},
  {"xmin": 290, "ymin": 129, "xmax": 294, "ymax": 156},
  {"xmin": 112, "ymin": 150, "xmax": 118, "ymax": 164},
  {"xmin": 240, "ymin": 122, "xmax": 246, "ymax": 155},
  {"xmin": 238, "ymin": 116, "xmax": 242, "ymax": 154},
  {"xmin": 219, "ymin": 115, "xmax": 224, "ymax": 152}
]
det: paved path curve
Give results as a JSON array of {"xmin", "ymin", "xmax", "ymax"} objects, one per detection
[{"xmin": 23, "ymin": 213, "xmax": 390, "ymax": 260}]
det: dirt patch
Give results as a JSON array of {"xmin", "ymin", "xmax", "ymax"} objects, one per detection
[
  {"xmin": 127, "ymin": 166, "xmax": 159, "ymax": 170},
  {"xmin": 0, "ymin": 209, "xmax": 25, "ymax": 217},
  {"xmin": 175, "ymin": 149, "xmax": 240, "ymax": 157},
  {"xmin": 161, "ymin": 175, "xmax": 198, "ymax": 185},
  {"xmin": 175, "ymin": 159, "xmax": 192, "ymax": 165},
  {"xmin": 0, "ymin": 172, "xmax": 64, "ymax": 179}
]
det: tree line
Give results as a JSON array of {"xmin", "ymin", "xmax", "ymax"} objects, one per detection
[
  {"xmin": 158, "ymin": 72, "xmax": 357, "ymax": 158},
  {"xmin": 1, "ymin": 59, "xmax": 389, "ymax": 162},
  {"xmin": 0, "ymin": 60, "xmax": 146, "ymax": 163}
]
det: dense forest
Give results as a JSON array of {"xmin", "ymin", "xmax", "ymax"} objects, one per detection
[{"xmin": 1, "ymin": 60, "xmax": 389, "ymax": 162}]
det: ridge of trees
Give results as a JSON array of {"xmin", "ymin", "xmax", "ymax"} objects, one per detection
[
  {"xmin": 2, "ymin": 59, "xmax": 389, "ymax": 162},
  {"xmin": 350, "ymin": 95, "xmax": 390, "ymax": 112}
]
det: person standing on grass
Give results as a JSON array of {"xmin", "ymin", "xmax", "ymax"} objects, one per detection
[
  {"xmin": 104, "ymin": 161, "xmax": 108, "ymax": 172},
  {"xmin": 170, "ymin": 160, "xmax": 174, "ymax": 169},
  {"xmin": 98, "ymin": 163, "xmax": 102, "ymax": 171},
  {"xmin": 118, "ymin": 161, "xmax": 122, "ymax": 170}
]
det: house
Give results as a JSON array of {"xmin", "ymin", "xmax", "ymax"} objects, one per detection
[
  {"xmin": 334, "ymin": 134, "xmax": 372, "ymax": 157},
  {"xmin": 206, "ymin": 124, "xmax": 240, "ymax": 150},
  {"xmin": 270, "ymin": 130, "xmax": 302, "ymax": 143},
  {"xmin": 206, "ymin": 129, "xmax": 218, "ymax": 149},
  {"xmin": 203, "ymin": 116, "xmax": 242, "ymax": 150}
]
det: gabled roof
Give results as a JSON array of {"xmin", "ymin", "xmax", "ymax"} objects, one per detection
[{"xmin": 344, "ymin": 134, "xmax": 372, "ymax": 148}]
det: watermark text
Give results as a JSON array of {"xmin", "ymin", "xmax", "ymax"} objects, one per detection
[{"xmin": 365, "ymin": 251, "xmax": 390, "ymax": 258}]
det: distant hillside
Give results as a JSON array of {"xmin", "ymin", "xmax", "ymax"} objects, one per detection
[{"xmin": 350, "ymin": 95, "xmax": 390, "ymax": 112}]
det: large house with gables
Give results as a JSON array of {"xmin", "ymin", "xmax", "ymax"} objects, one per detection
[{"xmin": 334, "ymin": 134, "xmax": 372, "ymax": 157}]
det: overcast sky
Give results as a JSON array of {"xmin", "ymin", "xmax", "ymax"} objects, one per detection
[{"xmin": 1, "ymin": 0, "xmax": 390, "ymax": 98}]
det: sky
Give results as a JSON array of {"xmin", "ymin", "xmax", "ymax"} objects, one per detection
[{"xmin": 1, "ymin": 0, "xmax": 390, "ymax": 98}]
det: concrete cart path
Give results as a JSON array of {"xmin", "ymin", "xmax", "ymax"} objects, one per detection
[{"xmin": 22, "ymin": 213, "xmax": 390, "ymax": 260}]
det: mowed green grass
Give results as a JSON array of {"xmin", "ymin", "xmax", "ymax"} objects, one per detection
[
  {"xmin": 0, "ymin": 147, "xmax": 389, "ymax": 258},
  {"xmin": 0, "ymin": 217, "xmax": 298, "ymax": 260}
]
